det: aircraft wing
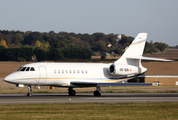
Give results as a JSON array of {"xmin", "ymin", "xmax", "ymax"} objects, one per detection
[
  {"xmin": 97, "ymin": 83, "xmax": 152, "ymax": 86},
  {"xmin": 71, "ymin": 81, "xmax": 152, "ymax": 87},
  {"xmin": 70, "ymin": 82, "xmax": 98, "ymax": 87}
]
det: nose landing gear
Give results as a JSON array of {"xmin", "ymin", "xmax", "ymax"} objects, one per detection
[{"xmin": 27, "ymin": 85, "xmax": 33, "ymax": 97}]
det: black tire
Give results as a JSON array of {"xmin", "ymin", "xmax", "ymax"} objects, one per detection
[
  {"xmin": 68, "ymin": 90, "xmax": 76, "ymax": 96},
  {"xmin": 93, "ymin": 91, "xmax": 101, "ymax": 96},
  {"xmin": 27, "ymin": 93, "xmax": 32, "ymax": 97}
]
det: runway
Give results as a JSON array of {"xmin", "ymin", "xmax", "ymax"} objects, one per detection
[{"xmin": 0, "ymin": 93, "xmax": 178, "ymax": 104}]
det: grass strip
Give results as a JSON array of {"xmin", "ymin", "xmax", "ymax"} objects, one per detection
[{"xmin": 0, "ymin": 102, "xmax": 178, "ymax": 120}]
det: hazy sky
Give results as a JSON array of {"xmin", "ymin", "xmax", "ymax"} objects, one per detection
[{"xmin": 0, "ymin": 0, "xmax": 178, "ymax": 46}]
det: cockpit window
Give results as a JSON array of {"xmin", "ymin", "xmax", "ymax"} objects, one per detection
[
  {"xmin": 26, "ymin": 67, "xmax": 30, "ymax": 71},
  {"xmin": 30, "ymin": 67, "xmax": 35, "ymax": 71},
  {"xmin": 17, "ymin": 67, "xmax": 22, "ymax": 71},
  {"xmin": 20, "ymin": 67, "xmax": 27, "ymax": 71},
  {"xmin": 18, "ymin": 67, "xmax": 35, "ymax": 71}
]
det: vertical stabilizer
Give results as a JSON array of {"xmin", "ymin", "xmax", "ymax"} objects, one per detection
[{"xmin": 114, "ymin": 33, "xmax": 147, "ymax": 66}]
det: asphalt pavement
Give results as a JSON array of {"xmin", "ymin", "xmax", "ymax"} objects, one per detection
[{"xmin": 0, "ymin": 93, "xmax": 178, "ymax": 104}]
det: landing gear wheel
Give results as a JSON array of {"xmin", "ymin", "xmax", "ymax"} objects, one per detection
[
  {"xmin": 68, "ymin": 90, "xmax": 76, "ymax": 96},
  {"xmin": 94, "ymin": 90, "xmax": 101, "ymax": 96},
  {"xmin": 68, "ymin": 87, "xmax": 76, "ymax": 96},
  {"xmin": 27, "ymin": 93, "xmax": 32, "ymax": 97},
  {"xmin": 93, "ymin": 86, "xmax": 102, "ymax": 96}
]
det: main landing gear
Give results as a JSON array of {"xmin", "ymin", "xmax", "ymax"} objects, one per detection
[
  {"xmin": 93, "ymin": 86, "xmax": 102, "ymax": 96},
  {"xmin": 68, "ymin": 87, "xmax": 76, "ymax": 96},
  {"xmin": 68, "ymin": 87, "xmax": 102, "ymax": 96},
  {"xmin": 27, "ymin": 85, "xmax": 33, "ymax": 97}
]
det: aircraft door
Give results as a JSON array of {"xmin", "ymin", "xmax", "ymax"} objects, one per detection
[{"xmin": 38, "ymin": 66, "xmax": 47, "ymax": 84}]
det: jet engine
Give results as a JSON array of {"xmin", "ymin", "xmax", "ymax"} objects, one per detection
[{"xmin": 109, "ymin": 64, "xmax": 139, "ymax": 76}]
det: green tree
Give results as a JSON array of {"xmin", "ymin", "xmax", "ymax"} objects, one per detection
[
  {"xmin": 81, "ymin": 33, "xmax": 94, "ymax": 44},
  {"xmin": 34, "ymin": 47, "xmax": 47, "ymax": 61},
  {"xmin": 114, "ymin": 48, "xmax": 123, "ymax": 55},
  {"xmin": 149, "ymin": 41, "xmax": 159, "ymax": 53},
  {"xmin": 63, "ymin": 48, "xmax": 93, "ymax": 59},
  {"xmin": 92, "ymin": 33, "xmax": 106, "ymax": 41},
  {"xmin": 154, "ymin": 42, "xmax": 168, "ymax": 52},
  {"xmin": 16, "ymin": 48, "xmax": 34, "ymax": 61},
  {"xmin": 12, "ymin": 33, "xmax": 24, "ymax": 44},
  {"xmin": 24, "ymin": 32, "xmax": 43, "ymax": 45},
  {"xmin": 92, "ymin": 40, "xmax": 107, "ymax": 52},
  {"xmin": 144, "ymin": 42, "xmax": 150, "ymax": 53},
  {"xmin": 0, "ymin": 46, "xmax": 5, "ymax": 49},
  {"xmin": 52, "ymin": 41, "xmax": 67, "ymax": 48},
  {"xmin": 47, "ymin": 48, "xmax": 63, "ymax": 61},
  {"xmin": 108, "ymin": 36, "xmax": 116, "ymax": 45},
  {"xmin": 69, "ymin": 38, "xmax": 90, "ymax": 48}
]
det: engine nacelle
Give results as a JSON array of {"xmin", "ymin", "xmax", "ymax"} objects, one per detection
[{"xmin": 109, "ymin": 64, "xmax": 139, "ymax": 75}]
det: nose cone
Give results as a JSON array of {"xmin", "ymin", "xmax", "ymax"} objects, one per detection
[
  {"xmin": 4, "ymin": 72, "xmax": 19, "ymax": 84},
  {"xmin": 4, "ymin": 75, "xmax": 13, "ymax": 83}
]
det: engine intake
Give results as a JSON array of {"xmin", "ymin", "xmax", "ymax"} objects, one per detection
[
  {"xmin": 109, "ymin": 64, "xmax": 115, "ymax": 74},
  {"xmin": 109, "ymin": 64, "xmax": 139, "ymax": 76}
]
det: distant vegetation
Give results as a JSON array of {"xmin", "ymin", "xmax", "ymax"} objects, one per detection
[{"xmin": 0, "ymin": 30, "xmax": 169, "ymax": 61}]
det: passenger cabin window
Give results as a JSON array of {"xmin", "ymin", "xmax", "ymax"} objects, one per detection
[{"xmin": 56, "ymin": 69, "xmax": 88, "ymax": 74}]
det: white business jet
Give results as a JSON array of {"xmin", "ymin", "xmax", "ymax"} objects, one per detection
[{"xmin": 4, "ymin": 33, "xmax": 171, "ymax": 96}]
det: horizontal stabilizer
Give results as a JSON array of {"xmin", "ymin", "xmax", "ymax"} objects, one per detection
[{"xmin": 127, "ymin": 56, "xmax": 173, "ymax": 62}]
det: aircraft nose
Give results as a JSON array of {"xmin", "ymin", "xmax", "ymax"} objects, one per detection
[
  {"xmin": 4, "ymin": 72, "xmax": 22, "ymax": 84},
  {"xmin": 4, "ymin": 73, "xmax": 18, "ymax": 83},
  {"xmin": 4, "ymin": 75, "xmax": 12, "ymax": 83}
]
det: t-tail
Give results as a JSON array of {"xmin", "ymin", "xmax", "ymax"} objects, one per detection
[
  {"xmin": 115, "ymin": 33, "xmax": 147, "ymax": 66},
  {"xmin": 109, "ymin": 33, "xmax": 172, "ymax": 76}
]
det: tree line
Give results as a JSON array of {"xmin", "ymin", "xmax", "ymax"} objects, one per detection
[
  {"xmin": 0, "ymin": 30, "xmax": 169, "ymax": 61},
  {"xmin": 0, "ymin": 46, "xmax": 93, "ymax": 61}
]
